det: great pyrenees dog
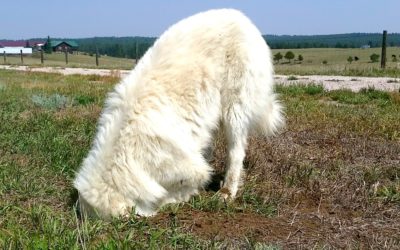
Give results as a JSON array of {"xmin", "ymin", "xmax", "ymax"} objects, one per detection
[{"xmin": 74, "ymin": 9, "xmax": 284, "ymax": 218}]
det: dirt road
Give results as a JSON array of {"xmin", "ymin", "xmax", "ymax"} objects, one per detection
[{"xmin": 1, "ymin": 65, "xmax": 399, "ymax": 92}]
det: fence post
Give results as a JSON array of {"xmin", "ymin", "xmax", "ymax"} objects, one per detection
[
  {"xmin": 3, "ymin": 51, "xmax": 6, "ymax": 64},
  {"xmin": 20, "ymin": 50, "xmax": 24, "ymax": 64},
  {"xmin": 96, "ymin": 49, "xmax": 99, "ymax": 66},
  {"xmin": 40, "ymin": 49, "xmax": 44, "ymax": 64},
  {"xmin": 381, "ymin": 30, "xmax": 387, "ymax": 69},
  {"xmin": 65, "ymin": 49, "xmax": 68, "ymax": 65}
]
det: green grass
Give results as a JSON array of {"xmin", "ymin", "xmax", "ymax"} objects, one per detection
[{"xmin": 1, "ymin": 69, "xmax": 399, "ymax": 248}]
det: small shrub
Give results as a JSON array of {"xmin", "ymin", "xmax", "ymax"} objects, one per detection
[
  {"xmin": 359, "ymin": 87, "xmax": 390, "ymax": 101},
  {"xmin": 298, "ymin": 54, "xmax": 303, "ymax": 62},
  {"xmin": 75, "ymin": 95, "xmax": 95, "ymax": 105},
  {"xmin": 287, "ymin": 75, "xmax": 298, "ymax": 81},
  {"xmin": 304, "ymin": 84, "xmax": 324, "ymax": 95},
  {"xmin": 31, "ymin": 94, "xmax": 72, "ymax": 110},
  {"xmin": 322, "ymin": 60, "xmax": 328, "ymax": 65},
  {"xmin": 347, "ymin": 56, "xmax": 353, "ymax": 64},
  {"xmin": 370, "ymin": 53, "xmax": 380, "ymax": 63}
]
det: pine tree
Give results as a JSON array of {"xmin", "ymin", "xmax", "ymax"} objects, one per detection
[{"xmin": 44, "ymin": 36, "xmax": 52, "ymax": 54}]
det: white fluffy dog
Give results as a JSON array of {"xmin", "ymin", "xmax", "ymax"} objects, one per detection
[{"xmin": 74, "ymin": 9, "xmax": 284, "ymax": 218}]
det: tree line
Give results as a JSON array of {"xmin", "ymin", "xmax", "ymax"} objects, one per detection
[
  {"xmin": 75, "ymin": 33, "xmax": 399, "ymax": 58},
  {"xmin": 76, "ymin": 37, "xmax": 157, "ymax": 59}
]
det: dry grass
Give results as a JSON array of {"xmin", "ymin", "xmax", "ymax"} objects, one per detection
[
  {"xmin": 2, "ymin": 52, "xmax": 134, "ymax": 70},
  {"xmin": 273, "ymin": 47, "xmax": 400, "ymax": 77}
]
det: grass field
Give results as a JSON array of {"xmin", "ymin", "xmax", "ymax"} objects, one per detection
[
  {"xmin": 0, "ymin": 69, "xmax": 399, "ymax": 248},
  {"xmin": 273, "ymin": 47, "xmax": 400, "ymax": 77},
  {"xmin": 2, "ymin": 47, "xmax": 400, "ymax": 77}
]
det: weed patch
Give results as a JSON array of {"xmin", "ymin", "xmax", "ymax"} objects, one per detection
[{"xmin": 31, "ymin": 94, "xmax": 72, "ymax": 110}]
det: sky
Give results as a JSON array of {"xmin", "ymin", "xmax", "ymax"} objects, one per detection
[{"xmin": 2, "ymin": 0, "xmax": 400, "ymax": 39}]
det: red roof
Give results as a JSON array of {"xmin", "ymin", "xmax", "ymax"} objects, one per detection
[{"xmin": 0, "ymin": 40, "xmax": 45, "ymax": 47}]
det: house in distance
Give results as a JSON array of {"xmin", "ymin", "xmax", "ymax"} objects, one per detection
[
  {"xmin": 50, "ymin": 40, "xmax": 79, "ymax": 53},
  {"xmin": 0, "ymin": 39, "xmax": 79, "ymax": 54}
]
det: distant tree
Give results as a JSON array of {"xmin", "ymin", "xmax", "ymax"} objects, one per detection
[
  {"xmin": 284, "ymin": 51, "xmax": 295, "ymax": 63},
  {"xmin": 370, "ymin": 53, "xmax": 380, "ymax": 63},
  {"xmin": 322, "ymin": 60, "xmax": 328, "ymax": 65},
  {"xmin": 273, "ymin": 52, "xmax": 283, "ymax": 63},
  {"xmin": 25, "ymin": 41, "xmax": 30, "ymax": 48},
  {"xmin": 44, "ymin": 36, "xmax": 52, "ymax": 54},
  {"xmin": 354, "ymin": 56, "xmax": 359, "ymax": 61},
  {"xmin": 347, "ymin": 56, "xmax": 353, "ymax": 64},
  {"xmin": 298, "ymin": 54, "xmax": 303, "ymax": 62},
  {"xmin": 392, "ymin": 55, "xmax": 398, "ymax": 62}
]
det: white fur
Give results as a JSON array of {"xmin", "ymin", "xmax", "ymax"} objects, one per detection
[{"xmin": 74, "ymin": 9, "xmax": 284, "ymax": 218}]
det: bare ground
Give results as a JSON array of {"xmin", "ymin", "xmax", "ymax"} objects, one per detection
[{"xmin": 149, "ymin": 126, "xmax": 400, "ymax": 248}]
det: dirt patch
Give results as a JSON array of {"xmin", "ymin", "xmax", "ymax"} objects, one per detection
[{"xmin": 177, "ymin": 122, "xmax": 400, "ymax": 248}]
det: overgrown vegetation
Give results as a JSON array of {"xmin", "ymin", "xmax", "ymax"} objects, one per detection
[{"xmin": 0, "ymin": 70, "xmax": 399, "ymax": 248}]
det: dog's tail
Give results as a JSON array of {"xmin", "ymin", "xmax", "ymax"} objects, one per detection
[{"xmin": 253, "ymin": 95, "xmax": 285, "ymax": 136}]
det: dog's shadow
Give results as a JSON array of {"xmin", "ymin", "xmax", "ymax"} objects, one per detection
[
  {"xmin": 205, "ymin": 172, "xmax": 224, "ymax": 192},
  {"xmin": 68, "ymin": 188, "xmax": 83, "ymax": 219}
]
